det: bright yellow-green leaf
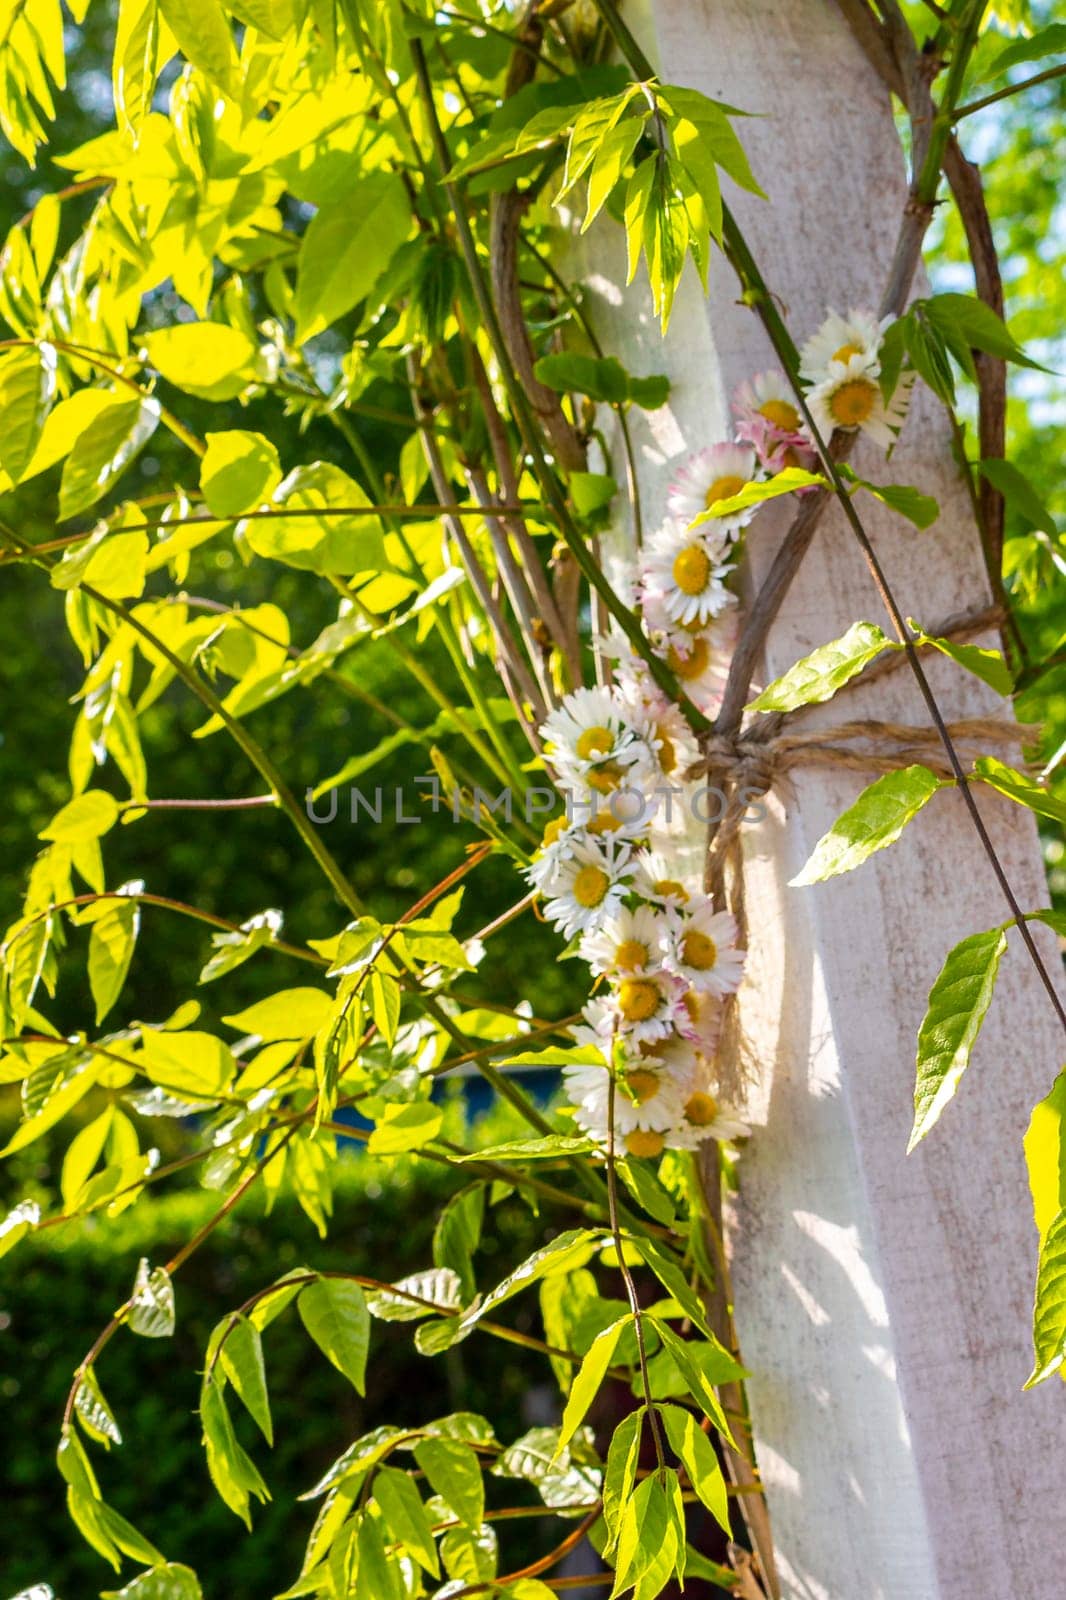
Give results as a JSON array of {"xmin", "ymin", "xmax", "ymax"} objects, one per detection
[
  {"xmin": 412, "ymin": 1437, "xmax": 483, "ymax": 1530},
  {"xmin": 58, "ymin": 396, "xmax": 161, "ymax": 522},
  {"xmin": 144, "ymin": 323, "xmax": 259, "ymax": 402},
  {"xmin": 157, "ymin": 0, "xmax": 239, "ymax": 97},
  {"xmin": 243, "ymin": 462, "xmax": 385, "ymax": 575},
  {"xmin": 1025, "ymin": 1069, "xmax": 1066, "ymax": 1246},
  {"xmin": 909, "ymin": 927, "xmax": 1007, "ymax": 1151},
  {"xmin": 61, "ymin": 1106, "xmax": 115, "ymax": 1209},
  {"xmin": 367, "ymin": 1101, "xmax": 443, "ymax": 1155},
  {"xmin": 1027, "ymin": 1207, "xmax": 1066, "ymax": 1387},
  {"xmin": 201, "ymin": 430, "xmax": 282, "ymax": 516},
  {"xmin": 791, "ymin": 765, "xmax": 946, "ymax": 886},
  {"xmin": 555, "ymin": 1316, "xmax": 628, "ymax": 1458},
  {"xmin": 114, "ymin": 0, "xmax": 178, "ymax": 134},
  {"xmin": 295, "ymin": 174, "xmax": 411, "ymax": 343},
  {"xmin": 138, "ymin": 1029, "xmax": 236, "ymax": 1098},
  {"xmin": 748, "ymin": 621, "xmax": 897, "ymax": 713},
  {"xmin": 0, "ymin": 344, "xmax": 56, "ymax": 482},
  {"xmin": 222, "ymin": 986, "xmax": 333, "ymax": 1040},
  {"xmin": 40, "ymin": 789, "xmax": 120, "ymax": 843},
  {"xmin": 89, "ymin": 896, "xmax": 140, "ymax": 1024}
]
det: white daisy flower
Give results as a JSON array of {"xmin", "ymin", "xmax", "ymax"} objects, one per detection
[
  {"xmin": 541, "ymin": 685, "xmax": 650, "ymax": 797},
  {"xmin": 632, "ymin": 851, "xmax": 698, "ymax": 912},
  {"xmin": 651, "ymin": 605, "xmax": 738, "ymax": 717},
  {"xmin": 666, "ymin": 442, "xmax": 759, "ymax": 534},
  {"xmin": 565, "ymin": 1056, "xmax": 688, "ymax": 1139},
  {"xmin": 663, "ymin": 901, "xmax": 746, "ymax": 997},
  {"xmin": 602, "ymin": 969, "xmax": 689, "ymax": 1046},
  {"xmin": 666, "ymin": 1090, "xmax": 750, "ymax": 1149},
  {"xmin": 537, "ymin": 836, "xmax": 633, "ymax": 939},
  {"xmin": 800, "ymin": 308, "xmax": 887, "ymax": 385},
  {"xmin": 806, "ymin": 357, "xmax": 911, "ymax": 449},
  {"xmin": 733, "ymin": 369, "xmax": 806, "ymax": 441},
  {"xmin": 673, "ymin": 987, "xmax": 726, "ymax": 1056},
  {"xmin": 641, "ymin": 520, "xmax": 735, "ymax": 628},
  {"xmin": 525, "ymin": 812, "xmax": 583, "ymax": 893},
  {"xmin": 637, "ymin": 1032, "xmax": 700, "ymax": 1091},
  {"xmin": 617, "ymin": 681, "xmax": 701, "ymax": 782},
  {"xmin": 580, "ymin": 904, "xmax": 671, "ymax": 979}
]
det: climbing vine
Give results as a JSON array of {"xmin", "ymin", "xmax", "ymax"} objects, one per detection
[{"xmin": 1, "ymin": 1, "xmax": 1065, "ymax": 1597}]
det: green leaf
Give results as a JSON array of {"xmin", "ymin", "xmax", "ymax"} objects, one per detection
[
  {"xmin": 791, "ymin": 765, "xmax": 946, "ymax": 886},
  {"xmin": 157, "ymin": 0, "xmax": 239, "ymax": 96},
  {"xmin": 128, "ymin": 1258, "xmax": 176, "ymax": 1337},
  {"xmin": 985, "ymin": 24, "xmax": 1066, "ymax": 76},
  {"xmin": 976, "ymin": 458, "xmax": 1057, "ymax": 536},
  {"xmin": 368, "ymin": 969, "xmax": 401, "ymax": 1046},
  {"xmin": 299, "ymin": 1277, "xmax": 371, "ymax": 1393},
  {"xmin": 688, "ymin": 467, "xmax": 825, "ymax": 527},
  {"xmin": 433, "ymin": 1184, "xmax": 484, "ymax": 1301},
  {"xmin": 924, "ymin": 292, "xmax": 1048, "ymax": 371},
  {"xmin": 556, "ymin": 1317, "xmax": 628, "ymax": 1458},
  {"xmin": 582, "ymin": 116, "xmax": 645, "ymax": 232},
  {"xmin": 747, "ymin": 621, "xmax": 896, "ymax": 713},
  {"xmin": 601, "ymin": 1408, "xmax": 642, "ymax": 1551},
  {"xmin": 295, "ymin": 175, "xmax": 411, "ymax": 342},
  {"xmin": 412, "ymin": 1438, "xmax": 484, "ymax": 1530},
  {"xmin": 909, "ymin": 625, "xmax": 1012, "ymax": 695},
  {"xmin": 648, "ymin": 1319, "xmax": 733, "ymax": 1441},
  {"xmin": 222, "ymin": 987, "xmax": 333, "ymax": 1040},
  {"xmin": 58, "ymin": 397, "xmax": 161, "ymax": 521},
  {"xmin": 372, "ymin": 1465, "xmax": 440, "ymax": 1576},
  {"xmin": 658, "ymin": 1402, "xmax": 730, "ymax": 1534},
  {"xmin": 855, "ymin": 478, "xmax": 940, "ymax": 531},
  {"xmin": 50, "ymin": 521, "xmax": 148, "ymax": 601},
  {"xmin": 138, "ymin": 1029, "xmax": 236, "ymax": 1098},
  {"xmin": 114, "ymin": 0, "xmax": 177, "ymax": 135},
  {"xmin": 365, "ymin": 1267, "xmax": 464, "ymax": 1321},
  {"xmin": 611, "ymin": 1471, "xmax": 681, "ymax": 1596},
  {"xmin": 201, "ymin": 431, "xmax": 283, "ymax": 517},
  {"xmin": 144, "ymin": 324, "xmax": 258, "ymax": 401},
  {"xmin": 1, "ymin": 1061, "xmax": 97, "ymax": 1157},
  {"xmin": 74, "ymin": 1366, "xmax": 123, "ymax": 1448},
  {"xmin": 454, "ymin": 1134, "xmax": 594, "ymax": 1162},
  {"xmin": 0, "ymin": 344, "xmax": 56, "ymax": 483},
  {"xmin": 617, "ymin": 1158, "xmax": 676, "ymax": 1227},
  {"xmin": 219, "ymin": 1314, "xmax": 273, "ymax": 1444},
  {"xmin": 200, "ymin": 1378, "xmax": 271, "ymax": 1525},
  {"xmin": 909, "ymin": 927, "xmax": 1007, "ymax": 1150},
  {"xmin": 972, "ymin": 756, "xmax": 1066, "ymax": 824},
  {"xmin": 89, "ymin": 896, "xmax": 139, "ymax": 1024},
  {"xmin": 245, "ymin": 462, "xmax": 385, "ymax": 576},
  {"xmin": 102, "ymin": 1565, "xmax": 203, "ymax": 1600},
  {"xmin": 1025, "ymin": 1069, "xmax": 1066, "ymax": 1246},
  {"xmin": 0, "ymin": 1199, "xmax": 41, "ymax": 1260},
  {"xmin": 1027, "ymin": 1206, "xmax": 1066, "ymax": 1387},
  {"xmin": 39, "ymin": 789, "xmax": 119, "ymax": 843},
  {"xmin": 367, "ymin": 1100, "xmax": 443, "ymax": 1154},
  {"xmin": 532, "ymin": 353, "xmax": 669, "ymax": 409},
  {"xmin": 657, "ymin": 84, "xmax": 765, "ymax": 197}
]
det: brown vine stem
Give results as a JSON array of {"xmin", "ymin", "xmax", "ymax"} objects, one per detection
[{"xmin": 408, "ymin": 34, "xmax": 712, "ymax": 732}]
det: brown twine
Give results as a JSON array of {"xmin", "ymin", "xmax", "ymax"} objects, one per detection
[{"xmin": 689, "ymin": 611, "xmax": 1033, "ymax": 1100}]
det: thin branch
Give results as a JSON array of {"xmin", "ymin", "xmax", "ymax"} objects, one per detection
[{"xmin": 956, "ymin": 62, "xmax": 1066, "ymax": 119}]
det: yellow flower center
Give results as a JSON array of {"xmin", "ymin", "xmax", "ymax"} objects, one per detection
[
  {"xmin": 671, "ymin": 544, "xmax": 711, "ymax": 597},
  {"xmin": 758, "ymin": 398, "xmax": 800, "ymax": 431},
  {"xmin": 587, "ymin": 810, "xmax": 622, "ymax": 836},
  {"xmin": 617, "ymin": 978, "xmax": 661, "ymax": 1022},
  {"xmin": 655, "ymin": 725, "xmax": 676, "ymax": 774},
  {"xmin": 576, "ymin": 725, "xmax": 615, "ymax": 760},
  {"xmin": 681, "ymin": 930, "xmax": 718, "ymax": 971},
  {"xmin": 541, "ymin": 815, "xmax": 567, "ymax": 848},
  {"xmin": 653, "ymin": 878, "xmax": 688, "ymax": 903},
  {"xmin": 625, "ymin": 1068, "xmax": 662, "ymax": 1105},
  {"xmin": 587, "ymin": 761, "xmax": 624, "ymax": 794},
  {"xmin": 625, "ymin": 1129, "xmax": 665, "ymax": 1158},
  {"xmin": 572, "ymin": 865, "xmax": 610, "ymax": 908},
  {"xmin": 666, "ymin": 637, "xmax": 709, "ymax": 682},
  {"xmin": 832, "ymin": 340, "xmax": 865, "ymax": 364},
  {"xmin": 684, "ymin": 1091, "xmax": 720, "ymax": 1127},
  {"xmin": 614, "ymin": 938, "xmax": 649, "ymax": 971},
  {"xmin": 704, "ymin": 473, "xmax": 746, "ymax": 509},
  {"xmin": 828, "ymin": 377, "xmax": 878, "ymax": 427},
  {"xmin": 682, "ymin": 989, "xmax": 701, "ymax": 1022}
]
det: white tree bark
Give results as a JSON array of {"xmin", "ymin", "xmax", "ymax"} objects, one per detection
[{"xmin": 583, "ymin": 1, "xmax": 1066, "ymax": 1595}]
